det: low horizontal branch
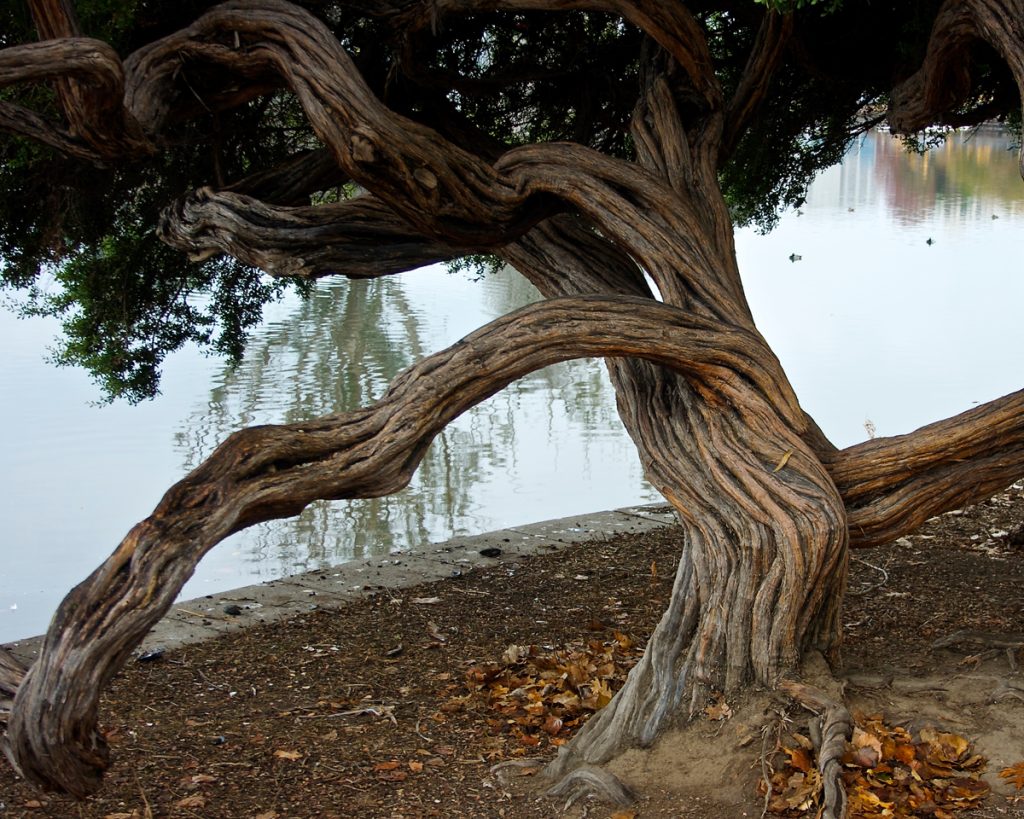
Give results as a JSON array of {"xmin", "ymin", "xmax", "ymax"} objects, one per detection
[
  {"xmin": 158, "ymin": 187, "xmax": 465, "ymax": 278},
  {"xmin": 831, "ymin": 388, "xmax": 1024, "ymax": 548}
]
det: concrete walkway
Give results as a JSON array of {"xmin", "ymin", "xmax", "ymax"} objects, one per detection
[{"xmin": 3, "ymin": 503, "xmax": 678, "ymax": 666}]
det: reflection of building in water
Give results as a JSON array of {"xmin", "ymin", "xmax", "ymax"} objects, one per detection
[
  {"xmin": 811, "ymin": 129, "xmax": 1022, "ymax": 229},
  {"xmin": 176, "ymin": 265, "xmax": 656, "ymax": 580}
]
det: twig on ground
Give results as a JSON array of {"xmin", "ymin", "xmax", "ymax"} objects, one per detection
[{"xmin": 848, "ymin": 557, "xmax": 890, "ymax": 596}]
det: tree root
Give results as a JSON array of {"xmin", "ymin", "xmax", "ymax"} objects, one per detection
[
  {"xmin": 779, "ymin": 680, "xmax": 852, "ymax": 819},
  {"xmin": 544, "ymin": 764, "xmax": 637, "ymax": 811},
  {"xmin": 932, "ymin": 629, "xmax": 1024, "ymax": 671}
]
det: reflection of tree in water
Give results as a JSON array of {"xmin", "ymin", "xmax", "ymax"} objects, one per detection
[{"xmin": 174, "ymin": 267, "xmax": 650, "ymax": 577}]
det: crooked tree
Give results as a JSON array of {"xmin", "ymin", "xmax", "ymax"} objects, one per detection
[{"xmin": 1, "ymin": 0, "xmax": 1023, "ymax": 811}]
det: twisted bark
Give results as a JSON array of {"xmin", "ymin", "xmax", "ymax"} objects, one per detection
[{"xmin": 158, "ymin": 188, "xmax": 465, "ymax": 277}]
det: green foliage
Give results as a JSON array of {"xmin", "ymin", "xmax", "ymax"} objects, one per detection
[
  {"xmin": 446, "ymin": 254, "xmax": 505, "ymax": 282},
  {"xmin": 0, "ymin": 92, "xmax": 311, "ymax": 402}
]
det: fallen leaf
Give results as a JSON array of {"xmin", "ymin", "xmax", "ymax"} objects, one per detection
[
  {"xmin": 254, "ymin": 812, "xmax": 279, "ymax": 819},
  {"xmin": 411, "ymin": 597, "xmax": 441, "ymax": 604},
  {"xmin": 705, "ymin": 692, "xmax": 732, "ymax": 721},
  {"xmin": 409, "ymin": 760, "xmax": 424, "ymax": 772},
  {"xmin": 1001, "ymin": 761, "xmax": 1024, "ymax": 790},
  {"xmin": 610, "ymin": 811, "xmax": 638, "ymax": 819},
  {"xmin": 273, "ymin": 749, "xmax": 303, "ymax": 761},
  {"xmin": 541, "ymin": 715, "xmax": 564, "ymax": 735},
  {"xmin": 374, "ymin": 760, "xmax": 401, "ymax": 771},
  {"xmin": 175, "ymin": 795, "xmax": 206, "ymax": 808},
  {"xmin": 784, "ymin": 745, "xmax": 813, "ymax": 773}
]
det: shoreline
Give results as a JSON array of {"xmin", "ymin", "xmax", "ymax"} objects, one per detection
[{"xmin": 2, "ymin": 502, "xmax": 678, "ymax": 666}]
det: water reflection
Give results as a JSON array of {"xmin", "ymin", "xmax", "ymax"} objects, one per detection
[{"xmin": 180, "ymin": 267, "xmax": 659, "ymax": 596}]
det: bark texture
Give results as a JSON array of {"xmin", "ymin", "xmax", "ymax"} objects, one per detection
[{"xmin": 1, "ymin": 0, "xmax": 1023, "ymax": 809}]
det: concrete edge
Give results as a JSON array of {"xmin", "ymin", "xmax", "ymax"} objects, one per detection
[{"xmin": 2, "ymin": 503, "xmax": 678, "ymax": 663}]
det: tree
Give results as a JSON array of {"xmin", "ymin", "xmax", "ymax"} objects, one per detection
[{"xmin": 0, "ymin": 0, "xmax": 1022, "ymax": 811}]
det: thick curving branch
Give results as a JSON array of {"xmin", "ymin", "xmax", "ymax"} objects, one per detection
[
  {"xmin": 889, "ymin": 0, "xmax": 1024, "ymax": 177},
  {"xmin": 1, "ymin": 295, "xmax": 800, "ymax": 797},
  {"xmin": 123, "ymin": 0, "xmax": 556, "ymax": 247},
  {"xmin": 831, "ymin": 389, "xmax": 1024, "ymax": 549},
  {"xmin": 497, "ymin": 141, "xmax": 748, "ymax": 322},
  {"xmin": 158, "ymin": 187, "xmax": 465, "ymax": 277},
  {"xmin": 721, "ymin": 10, "xmax": 793, "ymax": 162},
  {"xmin": 0, "ymin": 38, "xmax": 153, "ymax": 161}
]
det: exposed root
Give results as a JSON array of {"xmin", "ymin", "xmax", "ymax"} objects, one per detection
[
  {"xmin": 544, "ymin": 764, "xmax": 637, "ymax": 811},
  {"xmin": 488, "ymin": 758, "xmax": 545, "ymax": 785},
  {"xmin": 990, "ymin": 679, "xmax": 1024, "ymax": 704},
  {"xmin": 932, "ymin": 629, "xmax": 1024, "ymax": 671},
  {"xmin": 780, "ymin": 680, "xmax": 852, "ymax": 819}
]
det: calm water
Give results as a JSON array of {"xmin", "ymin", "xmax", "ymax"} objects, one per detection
[{"xmin": 2, "ymin": 130, "xmax": 1022, "ymax": 641}]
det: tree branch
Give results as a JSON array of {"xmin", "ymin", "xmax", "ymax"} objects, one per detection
[
  {"xmin": 123, "ymin": 1, "xmax": 557, "ymax": 247},
  {"xmin": 2, "ymin": 295, "xmax": 799, "ymax": 796},
  {"xmin": 722, "ymin": 10, "xmax": 793, "ymax": 162},
  {"xmin": 158, "ymin": 187, "xmax": 466, "ymax": 277},
  {"xmin": 0, "ymin": 37, "xmax": 153, "ymax": 161},
  {"xmin": 889, "ymin": 0, "xmax": 1024, "ymax": 177},
  {"xmin": 830, "ymin": 389, "xmax": 1024, "ymax": 548}
]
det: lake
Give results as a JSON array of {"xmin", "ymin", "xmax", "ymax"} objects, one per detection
[{"xmin": 2, "ymin": 128, "xmax": 1022, "ymax": 642}]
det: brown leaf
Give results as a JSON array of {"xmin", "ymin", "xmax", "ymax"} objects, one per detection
[
  {"xmin": 273, "ymin": 749, "xmax": 303, "ymax": 761},
  {"xmin": 254, "ymin": 812, "xmax": 279, "ymax": 819},
  {"xmin": 704, "ymin": 692, "xmax": 732, "ymax": 721},
  {"xmin": 1001, "ymin": 761, "xmax": 1024, "ymax": 790},
  {"xmin": 541, "ymin": 715, "xmax": 564, "ymax": 735},
  {"xmin": 373, "ymin": 760, "xmax": 401, "ymax": 771},
  {"xmin": 408, "ymin": 760, "xmax": 424, "ymax": 772},
  {"xmin": 175, "ymin": 795, "xmax": 206, "ymax": 808},
  {"xmin": 784, "ymin": 745, "xmax": 814, "ymax": 773}
]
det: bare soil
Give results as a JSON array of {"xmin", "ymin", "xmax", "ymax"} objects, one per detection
[{"xmin": 2, "ymin": 486, "xmax": 1023, "ymax": 819}]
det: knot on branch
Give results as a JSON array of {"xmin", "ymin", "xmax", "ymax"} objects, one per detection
[{"xmin": 350, "ymin": 132, "xmax": 378, "ymax": 164}]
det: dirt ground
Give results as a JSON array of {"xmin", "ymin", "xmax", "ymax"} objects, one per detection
[{"xmin": 1, "ymin": 485, "xmax": 1023, "ymax": 819}]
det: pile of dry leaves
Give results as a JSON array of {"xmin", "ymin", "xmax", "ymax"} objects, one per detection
[
  {"xmin": 763, "ymin": 711, "xmax": 1023, "ymax": 817},
  {"xmin": 455, "ymin": 632, "xmax": 645, "ymax": 753}
]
